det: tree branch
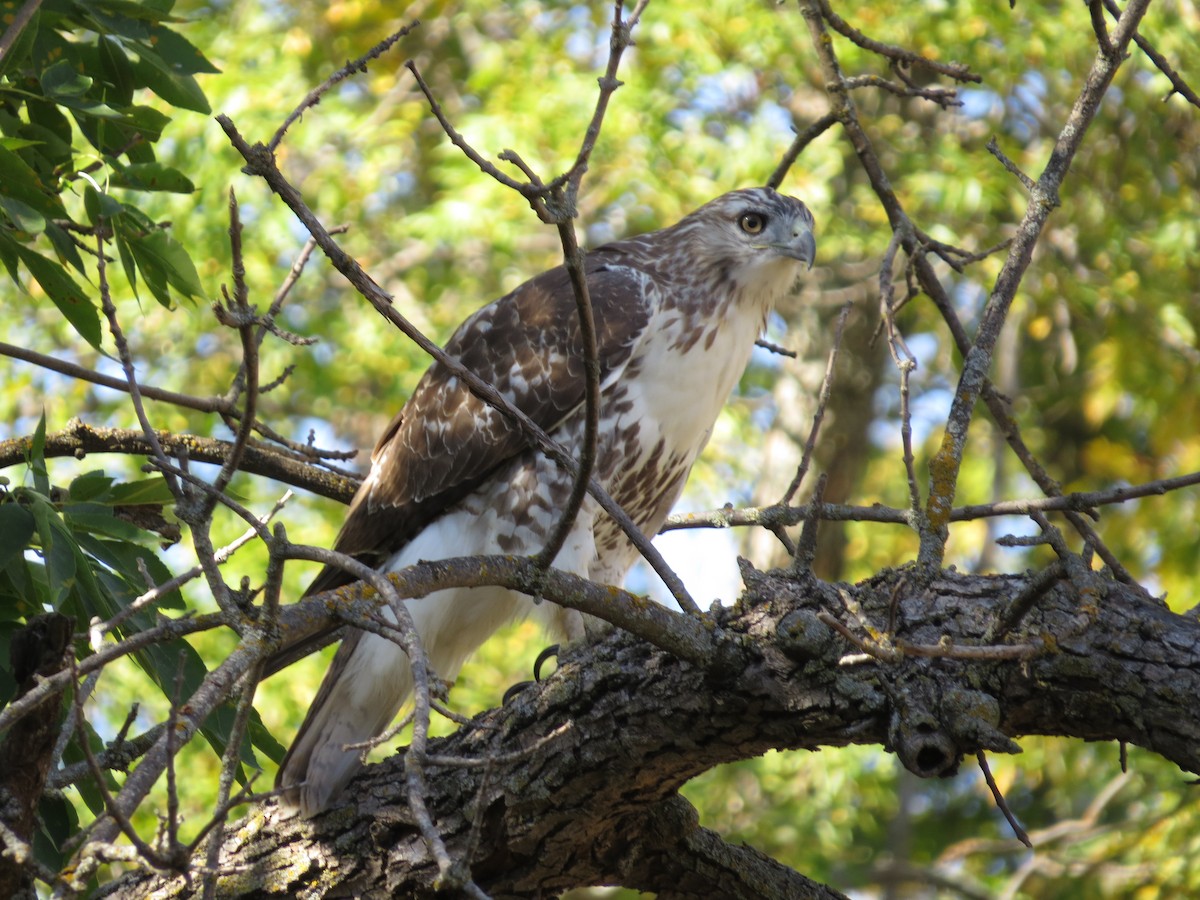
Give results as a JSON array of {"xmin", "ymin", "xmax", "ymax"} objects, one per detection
[
  {"xmin": 0, "ymin": 419, "xmax": 359, "ymax": 503},
  {"xmin": 921, "ymin": 0, "xmax": 1152, "ymax": 563},
  {"xmin": 105, "ymin": 566, "xmax": 1200, "ymax": 898}
]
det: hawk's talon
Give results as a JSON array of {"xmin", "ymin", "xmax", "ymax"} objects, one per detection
[
  {"xmin": 534, "ymin": 644, "xmax": 560, "ymax": 682},
  {"xmin": 502, "ymin": 680, "xmax": 534, "ymax": 705}
]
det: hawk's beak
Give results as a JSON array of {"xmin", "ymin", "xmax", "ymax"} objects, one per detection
[{"xmin": 777, "ymin": 223, "xmax": 816, "ymax": 270}]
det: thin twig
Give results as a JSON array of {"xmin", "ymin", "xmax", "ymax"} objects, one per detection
[
  {"xmin": 754, "ymin": 337, "xmax": 797, "ymax": 358},
  {"xmin": 985, "ymin": 137, "xmax": 1036, "ymax": 192},
  {"xmin": 201, "ymin": 190, "xmax": 260, "ymax": 524},
  {"xmin": 1088, "ymin": 0, "xmax": 1116, "ymax": 58},
  {"xmin": 815, "ymin": 0, "xmax": 981, "ymax": 83},
  {"xmin": 766, "ymin": 112, "xmax": 839, "ymax": 190},
  {"xmin": 70, "ymin": 660, "xmax": 180, "ymax": 871},
  {"xmin": 842, "ymin": 73, "xmax": 961, "ymax": 108},
  {"xmin": 269, "ymin": 22, "xmax": 421, "ymax": 151},
  {"xmin": 0, "ymin": 341, "xmax": 237, "ymax": 415},
  {"xmin": 548, "ymin": 0, "xmax": 651, "ymax": 196},
  {"xmin": 977, "ymin": 751, "xmax": 1032, "ymax": 847},
  {"xmin": 780, "ymin": 299, "xmax": 853, "ymax": 506},
  {"xmin": 986, "ymin": 559, "xmax": 1066, "ymax": 641},
  {"xmin": 878, "ymin": 232, "xmax": 922, "ymax": 516},
  {"xmin": 535, "ymin": 0, "xmax": 652, "ymax": 578},
  {"xmin": 669, "ymin": 467, "xmax": 1200, "ymax": 533},
  {"xmin": 405, "ymin": 62, "xmax": 528, "ymax": 196},
  {"xmin": 95, "ymin": 231, "xmax": 181, "ymax": 498},
  {"xmin": 534, "ymin": 216, "xmax": 601, "ymax": 573},
  {"xmin": 1103, "ymin": 0, "xmax": 1200, "ymax": 107}
]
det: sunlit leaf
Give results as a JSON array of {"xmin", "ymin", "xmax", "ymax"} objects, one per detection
[
  {"xmin": 40, "ymin": 59, "xmax": 93, "ymax": 98},
  {"xmin": 14, "ymin": 245, "xmax": 102, "ymax": 349},
  {"xmin": 110, "ymin": 162, "xmax": 196, "ymax": 193},
  {"xmin": 0, "ymin": 503, "xmax": 36, "ymax": 570}
]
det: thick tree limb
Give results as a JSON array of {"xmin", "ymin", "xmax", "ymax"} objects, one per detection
[
  {"xmin": 0, "ymin": 419, "xmax": 358, "ymax": 503},
  {"xmin": 0, "ymin": 614, "xmax": 75, "ymax": 899},
  {"xmin": 104, "ymin": 567, "xmax": 1199, "ymax": 898}
]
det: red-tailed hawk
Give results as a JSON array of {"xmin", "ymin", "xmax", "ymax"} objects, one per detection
[{"xmin": 277, "ymin": 188, "xmax": 816, "ymax": 815}]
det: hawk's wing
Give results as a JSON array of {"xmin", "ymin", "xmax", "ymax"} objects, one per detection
[{"xmin": 304, "ymin": 253, "xmax": 654, "ymax": 600}]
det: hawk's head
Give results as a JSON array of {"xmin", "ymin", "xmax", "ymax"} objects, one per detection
[{"xmin": 667, "ymin": 187, "xmax": 816, "ymax": 303}]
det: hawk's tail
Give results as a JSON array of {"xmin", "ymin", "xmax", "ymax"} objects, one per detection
[{"xmin": 275, "ymin": 627, "xmax": 414, "ymax": 817}]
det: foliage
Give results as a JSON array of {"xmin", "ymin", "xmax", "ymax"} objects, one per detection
[{"xmin": 0, "ymin": 0, "xmax": 1197, "ymax": 897}]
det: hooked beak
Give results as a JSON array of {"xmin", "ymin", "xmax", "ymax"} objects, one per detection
[{"xmin": 776, "ymin": 222, "xmax": 816, "ymax": 270}]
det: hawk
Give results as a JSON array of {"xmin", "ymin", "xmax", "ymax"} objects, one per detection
[{"xmin": 277, "ymin": 187, "xmax": 816, "ymax": 815}]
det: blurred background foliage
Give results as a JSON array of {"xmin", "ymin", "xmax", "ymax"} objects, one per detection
[{"xmin": 1, "ymin": 0, "xmax": 1198, "ymax": 896}]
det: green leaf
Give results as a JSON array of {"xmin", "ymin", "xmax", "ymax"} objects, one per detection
[
  {"xmin": 0, "ymin": 548, "xmax": 42, "ymax": 617},
  {"xmin": 34, "ymin": 791, "xmax": 79, "ymax": 874},
  {"xmin": 0, "ymin": 194, "xmax": 46, "ymax": 232},
  {"xmin": 57, "ymin": 95, "xmax": 125, "ymax": 120},
  {"xmin": 45, "ymin": 222, "xmax": 88, "ymax": 276},
  {"xmin": 130, "ymin": 54, "xmax": 210, "ymax": 114},
  {"xmin": 66, "ymin": 503, "xmax": 148, "ymax": 542},
  {"xmin": 83, "ymin": 184, "xmax": 125, "ymax": 226},
  {"xmin": 40, "ymin": 59, "xmax": 93, "ymax": 98},
  {"xmin": 125, "ymin": 228, "xmax": 205, "ymax": 303},
  {"xmin": 114, "ymin": 229, "xmax": 138, "ymax": 295},
  {"xmin": 0, "ymin": 145, "xmax": 67, "ymax": 221},
  {"xmin": 0, "ymin": 137, "xmax": 43, "ymax": 150},
  {"xmin": 98, "ymin": 35, "xmax": 136, "ymax": 106},
  {"xmin": 0, "ymin": 3, "xmax": 37, "ymax": 79},
  {"xmin": 36, "ymin": 506, "xmax": 78, "ymax": 609},
  {"xmin": 107, "ymin": 476, "xmax": 175, "ymax": 506},
  {"xmin": 248, "ymin": 712, "xmax": 287, "ymax": 765},
  {"xmin": 0, "ymin": 231, "xmax": 19, "ymax": 284},
  {"xmin": 0, "ymin": 503, "xmax": 36, "ymax": 569},
  {"xmin": 67, "ymin": 471, "xmax": 115, "ymax": 502},
  {"xmin": 145, "ymin": 26, "xmax": 221, "ymax": 76},
  {"xmin": 123, "ymin": 105, "xmax": 172, "ymax": 143},
  {"xmin": 81, "ymin": 535, "xmax": 183, "ymax": 610},
  {"xmin": 30, "ymin": 413, "xmax": 49, "ymax": 495},
  {"xmin": 109, "ymin": 162, "xmax": 195, "ymax": 193},
  {"xmin": 15, "ymin": 245, "xmax": 103, "ymax": 349}
]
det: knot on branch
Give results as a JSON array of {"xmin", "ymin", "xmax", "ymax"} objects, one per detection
[
  {"xmin": 887, "ymin": 688, "xmax": 961, "ymax": 778},
  {"xmin": 775, "ymin": 609, "xmax": 836, "ymax": 662},
  {"xmin": 885, "ymin": 678, "xmax": 1021, "ymax": 779}
]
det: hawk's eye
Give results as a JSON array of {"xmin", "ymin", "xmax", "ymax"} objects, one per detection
[{"xmin": 739, "ymin": 212, "xmax": 766, "ymax": 235}]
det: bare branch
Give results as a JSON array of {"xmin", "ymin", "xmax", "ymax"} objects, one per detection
[
  {"xmin": 95, "ymin": 231, "xmax": 181, "ymax": 499},
  {"xmin": 985, "ymin": 136, "xmax": 1036, "ymax": 192},
  {"xmin": 921, "ymin": 0, "xmax": 1152, "ymax": 564},
  {"xmin": 0, "ymin": 341, "xmax": 235, "ymax": 415},
  {"xmin": 767, "ymin": 112, "xmax": 839, "ymax": 190},
  {"xmin": 0, "ymin": 420, "xmax": 358, "ymax": 503},
  {"xmin": 842, "ymin": 73, "xmax": 961, "ymax": 108},
  {"xmin": 269, "ymin": 22, "xmax": 421, "ymax": 151},
  {"xmin": 664, "ymin": 469, "xmax": 1200, "ymax": 534},
  {"xmin": 780, "ymin": 299, "xmax": 852, "ymax": 507},
  {"xmin": 977, "ymin": 751, "xmax": 1032, "ymax": 848},
  {"xmin": 815, "ymin": 0, "xmax": 981, "ymax": 83},
  {"xmin": 1103, "ymin": 0, "xmax": 1200, "ymax": 107}
]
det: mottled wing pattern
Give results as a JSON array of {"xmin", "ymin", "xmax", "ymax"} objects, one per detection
[{"xmin": 302, "ymin": 257, "xmax": 653, "ymax": 598}]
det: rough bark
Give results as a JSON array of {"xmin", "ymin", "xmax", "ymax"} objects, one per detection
[
  {"xmin": 103, "ymin": 565, "xmax": 1199, "ymax": 899},
  {"xmin": 0, "ymin": 614, "xmax": 75, "ymax": 900}
]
